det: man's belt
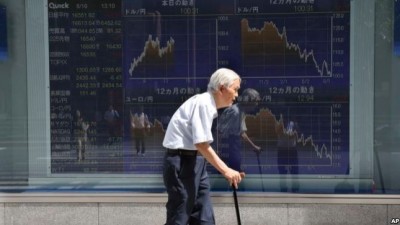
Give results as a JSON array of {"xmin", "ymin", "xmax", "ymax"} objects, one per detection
[{"xmin": 166, "ymin": 148, "xmax": 198, "ymax": 156}]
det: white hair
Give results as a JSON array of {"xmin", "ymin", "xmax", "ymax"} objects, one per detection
[
  {"xmin": 207, "ymin": 68, "xmax": 241, "ymax": 92},
  {"xmin": 238, "ymin": 88, "xmax": 260, "ymax": 103}
]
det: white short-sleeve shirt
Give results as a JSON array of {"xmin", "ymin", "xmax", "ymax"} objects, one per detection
[{"xmin": 162, "ymin": 92, "xmax": 217, "ymax": 150}]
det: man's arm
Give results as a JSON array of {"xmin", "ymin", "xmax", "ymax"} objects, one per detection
[
  {"xmin": 195, "ymin": 142, "xmax": 245, "ymax": 188},
  {"xmin": 145, "ymin": 114, "xmax": 151, "ymax": 129},
  {"xmin": 130, "ymin": 112, "xmax": 135, "ymax": 128},
  {"xmin": 241, "ymin": 132, "xmax": 261, "ymax": 152}
]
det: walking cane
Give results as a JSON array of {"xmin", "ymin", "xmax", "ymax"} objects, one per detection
[
  {"xmin": 232, "ymin": 185, "xmax": 242, "ymax": 225},
  {"xmin": 256, "ymin": 149, "xmax": 265, "ymax": 192}
]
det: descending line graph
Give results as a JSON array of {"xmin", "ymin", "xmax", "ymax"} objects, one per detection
[
  {"xmin": 273, "ymin": 107, "xmax": 337, "ymax": 164},
  {"xmin": 242, "ymin": 19, "xmax": 332, "ymax": 77},
  {"xmin": 277, "ymin": 129, "xmax": 332, "ymax": 162},
  {"xmin": 213, "ymin": 104, "xmax": 348, "ymax": 175},
  {"xmin": 241, "ymin": 15, "xmax": 338, "ymax": 78},
  {"xmin": 245, "ymin": 107, "xmax": 333, "ymax": 162}
]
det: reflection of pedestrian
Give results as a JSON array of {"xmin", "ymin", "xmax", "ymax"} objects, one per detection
[
  {"xmin": 276, "ymin": 120, "xmax": 299, "ymax": 192},
  {"xmin": 162, "ymin": 68, "xmax": 245, "ymax": 225},
  {"xmin": 75, "ymin": 110, "xmax": 89, "ymax": 162},
  {"xmin": 217, "ymin": 88, "xmax": 261, "ymax": 171},
  {"xmin": 130, "ymin": 106, "xmax": 151, "ymax": 156},
  {"xmin": 104, "ymin": 105, "xmax": 119, "ymax": 144}
]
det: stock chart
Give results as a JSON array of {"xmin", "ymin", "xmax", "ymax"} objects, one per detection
[{"xmin": 49, "ymin": 0, "xmax": 350, "ymax": 176}]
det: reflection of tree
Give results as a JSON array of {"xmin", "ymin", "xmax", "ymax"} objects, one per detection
[{"xmin": 375, "ymin": 0, "xmax": 393, "ymax": 43}]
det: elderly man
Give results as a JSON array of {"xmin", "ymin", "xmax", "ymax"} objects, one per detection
[{"xmin": 162, "ymin": 68, "xmax": 245, "ymax": 225}]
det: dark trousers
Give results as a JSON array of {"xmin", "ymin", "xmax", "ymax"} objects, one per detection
[
  {"xmin": 277, "ymin": 146, "xmax": 299, "ymax": 192},
  {"xmin": 163, "ymin": 153, "xmax": 215, "ymax": 225},
  {"xmin": 133, "ymin": 128, "xmax": 146, "ymax": 154},
  {"xmin": 277, "ymin": 146, "xmax": 299, "ymax": 174}
]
